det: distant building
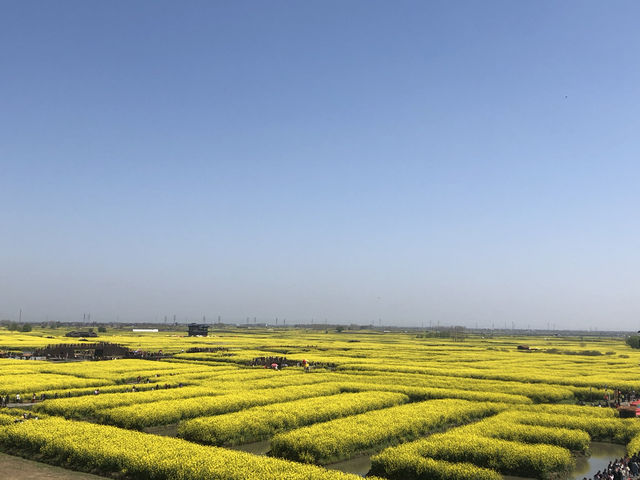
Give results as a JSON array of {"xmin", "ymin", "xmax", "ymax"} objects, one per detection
[{"xmin": 188, "ymin": 323, "xmax": 209, "ymax": 337}]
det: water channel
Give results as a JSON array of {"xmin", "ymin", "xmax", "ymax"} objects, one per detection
[
  {"xmin": 325, "ymin": 442, "xmax": 628, "ymax": 478},
  {"xmin": 570, "ymin": 442, "xmax": 627, "ymax": 480},
  {"xmin": 208, "ymin": 435, "xmax": 629, "ymax": 479}
]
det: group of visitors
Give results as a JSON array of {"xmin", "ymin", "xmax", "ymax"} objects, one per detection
[
  {"xmin": 248, "ymin": 356, "xmax": 336, "ymax": 371},
  {"xmin": 603, "ymin": 389, "xmax": 637, "ymax": 408},
  {"xmin": 585, "ymin": 456, "xmax": 640, "ymax": 480},
  {"xmin": 12, "ymin": 412, "xmax": 39, "ymax": 423},
  {"xmin": 1, "ymin": 391, "xmax": 49, "ymax": 406},
  {"xmin": 250, "ymin": 356, "xmax": 289, "ymax": 368}
]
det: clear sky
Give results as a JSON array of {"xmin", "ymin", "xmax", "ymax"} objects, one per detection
[{"xmin": 1, "ymin": 1, "xmax": 639, "ymax": 329}]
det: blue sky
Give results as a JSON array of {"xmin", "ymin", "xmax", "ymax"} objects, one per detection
[{"xmin": 1, "ymin": 1, "xmax": 639, "ymax": 329}]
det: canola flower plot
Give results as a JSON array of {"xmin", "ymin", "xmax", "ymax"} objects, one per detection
[
  {"xmin": 0, "ymin": 417, "xmax": 382, "ymax": 480},
  {"xmin": 270, "ymin": 399, "xmax": 506, "ymax": 464},
  {"xmin": 371, "ymin": 432, "xmax": 574, "ymax": 480},
  {"xmin": 0, "ymin": 373, "xmax": 113, "ymax": 396},
  {"xmin": 370, "ymin": 401, "xmax": 639, "ymax": 480},
  {"xmin": 2, "ymin": 328, "xmax": 640, "ymax": 480},
  {"xmin": 628, "ymin": 433, "xmax": 640, "ymax": 456},
  {"xmin": 0, "ymin": 413, "xmax": 16, "ymax": 425},
  {"xmin": 332, "ymin": 371, "xmax": 574, "ymax": 402},
  {"xmin": 35, "ymin": 385, "xmax": 228, "ymax": 418},
  {"xmin": 455, "ymin": 412, "xmax": 591, "ymax": 453},
  {"xmin": 339, "ymin": 381, "xmax": 532, "ymax": 404},
  {"xmin": 509, "ymin": 411, "xmax": 640, "ymax": 443},
  {"xmin": 369, "ymin": 454, "xmax": 502, "ymax": 480},
  {"xmin": 34, "ymin": 370, "xmax": 325, "ymax": 418},
  {"xmin": 178, "ymin": 391, "xmax": 409, "ymax": 446},
  {"xmin": 517, "ymin": 403, "xmax": 617, "ymax": 417},
  {"xmin": 98, "ymin": 382, "xmax": 346, "ymax": 429}
]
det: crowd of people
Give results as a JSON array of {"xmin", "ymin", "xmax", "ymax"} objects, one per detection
[
  {"xmin": 1, "ymin": 393, "xmax": 44, "ymax": 406},
  {"xmin": 250, "ymin": 356, "xmax": 290, "ymax": 368},
  {"xmin": 584, "ymin": 455, "xmax": 640, "ymax": 480},
  {"xmin": 0, "ymin": 376, "xmax": 188, "ymax": 405},
  {"xmin": 12, "ymin": 411, "xmax": 40, "ymax": 423}
]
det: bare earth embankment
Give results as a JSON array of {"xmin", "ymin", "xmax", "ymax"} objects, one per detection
[{"xmin": 0, "ymin": 452, "xmax": 107, "ymax": 480}]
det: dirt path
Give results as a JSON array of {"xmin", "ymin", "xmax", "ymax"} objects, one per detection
[{"xmin": 0, "ymin": 452, "xmax": 108, "ymax": 480}]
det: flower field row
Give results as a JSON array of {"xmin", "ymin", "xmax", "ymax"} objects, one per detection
[
  {"xmin": 178, "ymin": 391, "xmax": 409, "ymax": 445},
  {"xmin": 0, "ymin": 373, "xmax": 112, "ymax": 396},
  {"xmin": 270, "ymin": 399, "xmax": 506, "ymax": 464},
  {"xmin": 337, "ymin": 360, "xmax": 640, "ymax": 391},
  {"xmin": 35, "ymin": 381, "xmax": 181, "ymax": 400},
  {"xmin": 370, "ymin": 432, "xmax": 574, "ymax": 480},
  {"xmin": 97, "ymin": 382, "xmax": 347, "ymax": 428},
  {"xmin": 332, "ymin": 371, "xmax": 575, "ymax": 402},
  {"xmin": 34, "ymin": 370, "xmax": 336, "ymax": 418},
  {"xmin": 339, "ymin": 381, "xmax": 532, "ymax": 404},
  {"xmin": 517, "ymin": 402, "xmax": 616, "ymax": 417},
  {"xmin": 0, "ymin": 417, "xmax": 380, "ymax": 480},
  {"xmin": 455, "ymin": 411, "xmax": 591, "ymax": 452},
  {"xmin": 510, "ymin": 411, "xmax": 640, "ymax": 443},
  {"xmin": 35, "ymin": 385, "xmax": 226, "ymax": 418},
  {"xmin": 2, "ymin": 329, "xmax": 640, "ymax": 480},
  {"xmin": 370, "ymin": 402, "xmax": 635, "ymax": 480},
  {"xmin": 370, "ymin": 454, "xmax": 502, "ymax": 480},
  {"xmin": 0, "ymin": 413, "xmax": 15, "ymax": 425},
  {"xmin": 627, "ymin": 433, "xmax": 640, "ymax": 456},
  {"xmin": 0, "ymin": 357, "xmax": 211, "ymax": 379}
]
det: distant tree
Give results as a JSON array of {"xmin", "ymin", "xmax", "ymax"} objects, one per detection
[
  {"xmin": 626, "ymin": 335, "xmax": 640, "ymax": 349},
  {"xmin": 21, "ymin": 323, "xmax": 32, "ymax": 332},
  {"xmin": 98, "ymin": 326, "xmax": 107, "ymax": 333},
  {"xmin": 8, "ymin": 322, "xmax": 20, "ymax": 331}
]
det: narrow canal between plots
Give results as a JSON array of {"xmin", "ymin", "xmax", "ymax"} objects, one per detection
[
  {"xmin": 199, "ymin": 434, "xmax": 629, "ymax": 479},
  {"xmin": 571, "ymin": 442, "xmax": 627, "ymax": 480},
  {"xmin": 325, "ymin": 442, "xmax": 628, "ymax": 478}
]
